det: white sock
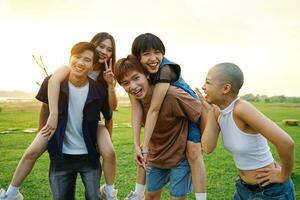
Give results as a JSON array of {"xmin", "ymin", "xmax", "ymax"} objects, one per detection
[
  {"xmin": 5, "ymin": 185, "xmax": 19, "ymax": 197},
  {"xmin": 104, "ymin": 184, "xmax": 115, "ymax": 194},
  {"xmin": 134, "ymin": 183, "xmax": 145, "ymax": 196},
  {"xmin": 195, "ymin": 193, "xmax": 207, "ymax": 200}
]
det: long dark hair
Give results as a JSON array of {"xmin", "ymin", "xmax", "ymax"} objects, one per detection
[{"xmin": 90, "ymin": 32, "xmax": 116, "ymax": 88}]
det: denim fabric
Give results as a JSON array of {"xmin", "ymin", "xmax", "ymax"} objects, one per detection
[
  {"xmin": 146, "ymin": 159, "xmax": 192, "ymax": 197},
  {"xmin": 49, "ymin": 155, "xmax": 101, "ymax": 200},
  {"xmin": 234, "ymin": 177, "xmax": 295, "ymax": 200},
  {"xmin": 161, "ymin": 57, "xmax": 202, "ymax": 142}
]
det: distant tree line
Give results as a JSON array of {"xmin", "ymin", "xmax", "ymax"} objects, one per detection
[{"xmin": 241, "ymin": 94, "xmax": 300, "ymax": 103}]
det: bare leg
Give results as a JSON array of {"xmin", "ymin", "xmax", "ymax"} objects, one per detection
[
  {"xmin": 11, "ymin": 133, "xmax": 48, "ymax": 186},
  {"xmin": 186, "ymin": 141, "xmax": 206, "ymax": 193},
  {"xmin": 145, "ymin": 190, "xmax": 161, "ymax": 200},
  {"xmin": 136, "ymin": 165, "xmax": 146, "ymax": 185},
  {"xmin": 97, "ymin": 124, "xmax": 116, "ymax": 185}
]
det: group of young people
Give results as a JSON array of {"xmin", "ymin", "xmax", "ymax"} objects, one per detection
[{"xmin": 0, "ymin": 32, "xmax": 296, "ymax": 200}]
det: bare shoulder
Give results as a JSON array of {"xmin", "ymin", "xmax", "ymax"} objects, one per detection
[{"xmin": 234, "ymin": 99, "xmax": 256, "ymax": 116}]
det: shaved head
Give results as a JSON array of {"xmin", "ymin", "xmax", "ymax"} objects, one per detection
[{"xmin": 212, "ymin": 63, "xmax": 244, "ymax": 95}]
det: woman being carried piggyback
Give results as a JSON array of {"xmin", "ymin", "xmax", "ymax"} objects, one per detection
[
  {"xmin": 196, "ymin": 63, "xmax": 295, "ymax": 199},
  {"xmin": 126, "ymin": 33, "xmax": 207, "ymax": 200}
]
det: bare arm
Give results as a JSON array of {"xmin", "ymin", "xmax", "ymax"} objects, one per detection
[
  {"xmin": 195, "ymin": 88, "xmax": 220, "ymax": 154},
  {"xmin": 129, "ymin": 94, "xmax": 145, "ymax": 166},
  {"xmin": 107, "ymin": 84, "xmax": 118, "ymax": 111},
  {"xmin": 104, "ymin": 59, "xmax": 118, "ymax": 110},
  {"xmin": 142, "ymin": 83, "xmax": 169, "ymax": 153},
  {"xmin": 129, "ymin": 95, "xmax": 143, "ymax": 148},
  {"xmin": 40, "ymin": 65, "xmax": 70, "ymax": 139},
  {"xmin": 237, "ymin": 100, "xmax": 295, "ymax": 183},
  {"xmin": 48, "ymin": 65, "xmax": 70, "ymax": 116}
]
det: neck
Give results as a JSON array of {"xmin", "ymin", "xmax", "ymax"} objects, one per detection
[
  {"xmin": 218, "ymin": 95, "xmax": 238, "ymax": 110},
  {"xmin": 93, "ymin": 63, "xmax": 103, "ymax": 71},
  {"xmin": 69, "ymin": 73, "xmax": 88, "ymax": 87},
  {"xmin": 141, "ymin": 86, "xmax": 154, "ymax": 104}
]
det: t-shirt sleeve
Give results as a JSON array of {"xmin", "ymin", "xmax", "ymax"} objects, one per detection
[
  {"xmin": 154, "ymin": 64, "xmax": 181, "ymax": 84},
  {"xmin": 35, "ymin": 76, "xmax": 51, "ymax": 104},
  {"xmin": 168, "ymin": 87, "xmax": 201, "ymax": 123},
  {"xmin": 101, "ymin": 90, "xmax": 113, "ymax": 121}
]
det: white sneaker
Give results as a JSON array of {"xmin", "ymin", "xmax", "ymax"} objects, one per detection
[
  {"xmin": 0, "ymin": 189, "xmax": 23, "ymax": 200},
  {"xmin": 99, "ymin": 185, "xmax": 118, "ymax": 200},
  {"xmin": 124, "ymin": 191, "xmax": 144, "ymax": 200}
]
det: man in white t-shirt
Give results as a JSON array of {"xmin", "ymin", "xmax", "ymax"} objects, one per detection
[{"xmin": 36, "ymin": 42, "xmax": 111, "ymax": 200}]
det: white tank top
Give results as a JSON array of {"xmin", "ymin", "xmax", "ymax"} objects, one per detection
[{"xmin": 218, "ymin": 98, "xmax": 274, "ymax": 170}]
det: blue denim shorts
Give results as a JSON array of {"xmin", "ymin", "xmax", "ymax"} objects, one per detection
[
  {"xmin": 173, "ymin": 78, "xmax": 201, "ymax": 143},
  {"xmin": 146, "ymin": 159, "xmax": 192, "ymax": 197},
  {"xmin": 234, "ymin": 177, "xmax": 295, "ymax": 200}
]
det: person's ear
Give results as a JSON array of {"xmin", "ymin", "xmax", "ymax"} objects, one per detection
[{"xmin": 223, "ymin": 83, "xmax": 232, "ymax": 94}]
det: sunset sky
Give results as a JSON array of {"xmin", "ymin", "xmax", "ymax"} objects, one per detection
[{"xmin": 0, "ymin": 0, "xmax": 299, "ymax": 96}]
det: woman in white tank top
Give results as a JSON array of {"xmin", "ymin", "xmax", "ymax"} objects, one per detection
[{"xmin": 196, "ymin": 63, "xmax": 295, "ymax": 199}]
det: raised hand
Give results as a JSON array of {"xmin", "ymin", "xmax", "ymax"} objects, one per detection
[
  {"xmin": 40, "ymin": 113, "xmax": 58, "ymax": 140},
  {"xmin": 195, "ymin": 88, "xmax": 213, "ymax": 112},
  {"xmin": 103, "ymin": 58, "xmax": 116, "ymax": 86}
]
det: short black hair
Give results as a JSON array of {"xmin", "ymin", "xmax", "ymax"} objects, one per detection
[
  {"xmin": 131, "ymin": 33, "xmax": 165, "ymax": 60},
  {"xmin": 214, "ymin": 63, "xmax": 244, "ymax": 95},
  {"xmin": 71, "ymin": 42, "xmax": 99, "ymax": 64}
]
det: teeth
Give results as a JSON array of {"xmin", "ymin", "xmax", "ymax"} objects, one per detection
[
  {"xmin": 132, "ymin": 88, "xmax": 142, "ymax": 95},
  {"xmin": 148, "ymin": 63, "xmax": 157, "ymax": 67}
]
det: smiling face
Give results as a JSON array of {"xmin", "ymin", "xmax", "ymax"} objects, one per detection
[
  {"xmin": 139, "ymin": 48, "xmax": 163, "ymax": 74},
  {"xmin": 120, "ymin": 70, "xmax": 150, "ymax": 100},
  {"xmin": 95, "ymin": 39, "xmax": 113, "ymax": 64},
  {"xmin": 201, "ymin": 68, "xmax": 225, "ymax": 105},
  {"xmin": 69, "ymin": 50, "xmax": 94, "ymax": 78}
]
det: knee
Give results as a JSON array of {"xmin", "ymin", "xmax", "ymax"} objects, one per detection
[
  {"xmin": 186, "ymin": 143, "xmax": 202, "ymax": 162},
  {"xmin": 102, "ymin": 147, "xmax": 116, "ymax": 162},
  {"xmin": 23, "ymin": 149, "xmax": 40, "ymax": 162},
  {"xmin": 146, "ymin": 193, "xmax": 160, "ymax": 200}
]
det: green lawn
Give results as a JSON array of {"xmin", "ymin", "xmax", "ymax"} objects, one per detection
[{"xmin": 0, "ymin": 100, "xmax": 299, "ymax": 199}]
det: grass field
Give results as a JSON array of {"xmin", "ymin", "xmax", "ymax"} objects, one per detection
[{"xmin": 0, "ymin": 100, "xmax": 299, "ymax": 199}]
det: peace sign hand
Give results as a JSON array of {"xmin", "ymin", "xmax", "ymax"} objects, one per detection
[{"xmin": 103, "ymin": 58, "xmax": 116, "ymax": 86}]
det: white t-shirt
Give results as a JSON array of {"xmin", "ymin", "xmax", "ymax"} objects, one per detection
[{"xmin": 62, "ymin": 81, "xmax": 89, "ymax": 155}]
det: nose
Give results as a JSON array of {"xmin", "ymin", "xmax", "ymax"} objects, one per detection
[
  {"xmin": 77, "ymin": 58, "xmax": 85, "ymax": 65},
  {"xmin": 201, "ymin": 84, "xmax": 205, "ymax": 91},
  {"xmin": 129, "ymin": 81, "xmax": 138, "ymax": 91},
  {"xmin": 149, "ymin": 52, "xmax": 156, "ymax": 61},
  {"xmin": 99, "ymin": 48, "xmax": 108, "ymax": 55}
]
